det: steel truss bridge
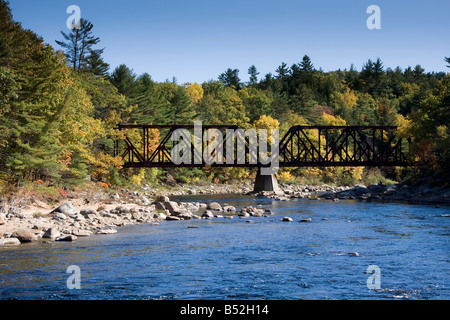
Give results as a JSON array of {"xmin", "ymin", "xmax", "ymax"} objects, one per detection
[{"xmin": 113, "ymin": 124, "xmax": 411, "ymax": 169}]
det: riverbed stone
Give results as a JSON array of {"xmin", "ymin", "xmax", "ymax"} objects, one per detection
[
  {"xmin": 282, "ymin": 217, "xmax": 293, "ymax": 222},
  {"xmin": 53, "ymin": 213, "xmax": 68, "ymax": 221},
  {"xmin": 56, "ymin": 235, "xmax": 77, "ymax": 242},
  {"xmin": 142, "ymin": 196, "xmax": 151, "ymax": 205},
  {"xmin": 202, "ymin": 211, "xmax": 215, "ymax": 219},
  {"xmin": 153, "ymin": 212, "xmax": 167, "ymax": 220},
  {"xmin": 1, "ymin": 237, "xmax": 21, "ymax": 246},
  {"xmin": 73, "ymin": 229, "xmax": 93, "ymax": 237},
  {"xmin": 116, "ymin": 206, "xmax": 131, "ymax": 214},
  {"xmin": 223, "ymin": 205, "xmax": 236, "ymax": 212},
  {"xmin": 157, "ymin": 195, "xmax": 170, "ymax": 202},
  {"xmin": 155, "ymin": 202, "xmax": 166, "ymax": 211},
  {"xmin": 207, "ymin": 202, "xmax": 222, "ymax": 211},
  {"xmin": 0, "ymin": 214, "xmax": 6, "ymax": 225},
  {"xmin": 51, "ymin": 202, "xmax": 76, "ymax": 215},
  {"xmin": 11, "ymin": 229, "xmax": 37, "ymax": 242},
  {"xmin": 71, "ymin": 214, "xmax": 86, "ymax": 221},
  {"xmin": 299, "ymin": 218, "xmax": 312, "ymax": 223},
  {"xmin": 178, "ymin": 212, "xmax": 193, "ymax": 220},
  {"xmin": 43, "ymin": 227, "xmax": 61, "ymax": 240},
  {"xmin": 166, "ymin": 215, "xmax": 181, "ymax": 221},
  {"xmin": 163, "ymin": 201, "xmax": 180, "ymax": 214},
  {"xmin": 238, "ymin": 211, "xmax": 250, "ymax": 217},
  {"xmin": 97, "ymin": 227, "xmax": 118, "ymax": 235},
  {"xmin": 80, "ymin": 209, "xmax": 97, "ymax": 217}
]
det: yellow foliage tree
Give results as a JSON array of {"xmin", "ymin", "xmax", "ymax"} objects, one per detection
[
  {"xmin": 395, "ymin": 114, "xmax": 412, "ymax": 139},
  {"xmin": 253, "ymin": 115, "xmax": 280, "ymax": 130},
  {"xmin": 185, "ymin": 82, "xmax": 204, "ymax": 105},
  {"xmin": 337, "ymin": 87, "xmax": 358, "ymax": 108},
  {"xmin": 322, "ymin": 112, "xmax": 347, "ymax": 126}
]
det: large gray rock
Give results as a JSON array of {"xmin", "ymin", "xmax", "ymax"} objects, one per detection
[
  {"xmin": 222, "ymin": 205, "xmax": 236, "ymax": 212},
  {"xmin": 178, "ymin": 212, "xmax": 193, "ymax": 220},
  {"xmin": 43, "ymin": 228, "xmax": 61, "ymax": 240},
  {"xmin": 202, "ymin": 211, "xmax": 215, "ymax": 219},
  {"xmin": 153, "ymin": 212, "xmax": 167, "ymax": 220},
  {"xmin": 156, "ymin": 195, "xmax": 170, "ymax": 202},
  {"xmin": 56, "ymin": 235, "xmax": 77, "ymax": 242},
  {"xmin": 73, "ymin": 229, "xmax": 93, "ymax": 237},
  {"xmin": 142, "ymin": 197, "xmax": 151, "ymax": 205},
  {"xmin": 207, "ymin": 202, "xmax": 222, "ymax": 211},
  {"xmin": 163, "ymin": 201, "xmax": 180, "ymax": 214},
  {"xmin": 96, "ymin": 227, "xmax": 118, "ymax": 235},
  {"xmin": 11, "ymin": 229, "xmax": 37, "ymax": 242},
  {"xmin": 80, "ymin": 209, "xmax": 97, "ymax": 217},
  {"xmin": 1, "ymin": 238, "xmax": 21, "ymax": 246},
  {"xmin": 166, "ymin": 216, "xmax": 181, "ymax": 221},
  {"xmin": 51, "ymin": 202, "xmax": 76, "ymax": 215},
  {"xmin": 52, "ymin": 213, "xmax": 67, "ymax": 221}
]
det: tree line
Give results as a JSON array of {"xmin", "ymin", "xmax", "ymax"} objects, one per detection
[{"xmin": 0, "ymin": 0, "xmax": 449, "ymax": 193}]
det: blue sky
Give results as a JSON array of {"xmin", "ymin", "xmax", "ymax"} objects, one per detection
[{"xmin": 7, "ymin": 0, "xmax": 450, "ymax": 83}]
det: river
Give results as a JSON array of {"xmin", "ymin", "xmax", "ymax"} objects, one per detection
[{"xmin": 0, "ymin": 194, "xmax": 449, "ymax": 300}]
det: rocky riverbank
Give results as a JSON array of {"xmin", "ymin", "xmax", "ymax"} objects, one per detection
[
  {"xmin": 1, "ymin": 181, "xmax": 449, "ymax": 247},
  {"xmin": 0, "ymin": 183, "xmax": 260, "ymax": 247},
  {"xmin": 274, "ymin": 183, "xmax": 450, "ymax": 205}
]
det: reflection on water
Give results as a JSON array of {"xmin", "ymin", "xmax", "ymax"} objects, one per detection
[{"xmin": 1, "ymin": 195, "xmax": 449, "ymax": 300}]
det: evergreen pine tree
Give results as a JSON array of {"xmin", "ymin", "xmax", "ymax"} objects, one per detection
[
  {"xmin": 299, "ymin": 55, "xmax": 314, "ymax": 73},
  {"xmin": 275, "ymin": 62, "xmax": 289, "ymax": 78},
  {"xmin": 218, "ymin": 68, "xmax": 241, "ymax": 89},
  {"xmin": 109, "ymin": 64, "xmax": 137, "ymax": 97},
  {"xmin": 86, "ymin": 48, "xmax": 109, "ymax": 76},
  {"xmin": 56, "ymin": 19, "xmax": 100, "ymax": 72},
  {"xmin": 248, "ymin": 65, "xmax": 259, "ymax": 85}
]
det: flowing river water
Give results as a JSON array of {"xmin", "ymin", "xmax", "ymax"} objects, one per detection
[{"xmin": 0, "ymin": 194, "xmax": 449, "ymax": 300}]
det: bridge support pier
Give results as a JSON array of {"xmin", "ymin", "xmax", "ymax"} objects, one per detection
[{"xmin": 253, "ymin": 169, "xmax": 283, "ymax": 195}]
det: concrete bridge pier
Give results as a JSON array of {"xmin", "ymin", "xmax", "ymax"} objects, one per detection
[{"xmin": 253, "ymin": 168, "xmax": 284, "ymax": 195}]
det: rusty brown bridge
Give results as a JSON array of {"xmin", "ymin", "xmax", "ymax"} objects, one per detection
[{"xmin": 114, "ymin": 124, "xmax": 412, "ymax": 193}]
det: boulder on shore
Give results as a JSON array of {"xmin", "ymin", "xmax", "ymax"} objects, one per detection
[
  {"xmin": 51, "ymin": 202, "xmax": 76, "ymax": 215},
  {"xmin": 96, "ymin": 227, "xmax": 118, "ymax": 235},
  {"xmin": 56, "ymin": 235, "xmax": 77, "ymax": 242},
  {"xmin": 11, "ymin": 229, "xmax": 37, "ymax": 243},
  {"xmin": 43, "ymin": 228, "xmax": 61, "ymax": 240},
  {"xmin": 1, "ymin": 237, "xmax": 21, "ymax": 246},
  {"xmin": 156, "ymin": 195, "xmax": 170, "ymax": 202},
  {"xmin": 163, "ymin": 201, "xmax": 180, "ymax": 214}
]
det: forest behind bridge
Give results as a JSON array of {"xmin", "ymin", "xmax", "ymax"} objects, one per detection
[{"xmin": 0, "ymin": 0, "xmax": 449, "ymax": 197}]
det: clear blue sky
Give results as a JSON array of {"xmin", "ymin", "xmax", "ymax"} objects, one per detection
[{"xmin": 7, "ymin": 0, "xmax": 450, "ymax": 83}]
